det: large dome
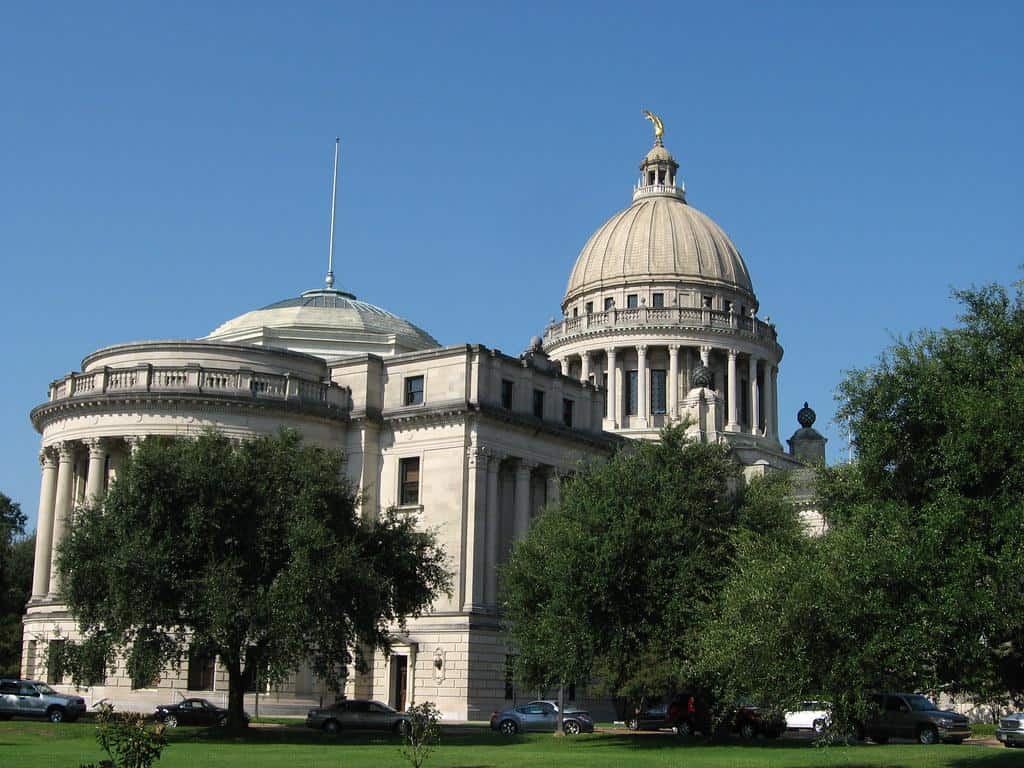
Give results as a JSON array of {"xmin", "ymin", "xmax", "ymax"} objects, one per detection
[
  {"xmin": 205, "ymin": 288, "xmax": 439, "ymax": 360},
  {"xmin": 565, "ymin": 195, "xmax": 754, "ymax": 303}
]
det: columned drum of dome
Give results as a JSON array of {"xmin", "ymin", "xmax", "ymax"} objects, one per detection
[{"xmin": 544, "ymin": 119, "xmax": 794, "ymax": 470}]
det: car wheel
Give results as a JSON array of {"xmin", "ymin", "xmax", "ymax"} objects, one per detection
[
  {"xmin": 676, "ymin": 720, "xmax": 693, "ymax": 737},
  {"xmin": 626, "ymin": 717, "xmax": 639, "ymax": 731},
  {"xmin": 812, "ymin": 718, "xmax": 826, "ymax": 734},
  {"xmin": 499, "ymin": 719, "xmax": 519, "ymax": 736},
  {"xmin": 564, "ymin": 720, "xmax": 581, "ymax": 735},
  {"xmin": 47, "ymin": 707, "xmax": 65, "ymax": 723},
  {"xmin": 323, "ymin": 719, "xmax": 341, "ymax": 734},
  {"xmin": 739, "ymin": 722, "xmax": 757, "ymax": 739},
  {"xmin": 164, "ymin": 715, "xmax": 178, "ymax": 728},
  {"xmin": 918, "ymin": 726, "xmax": 938, "ymax": 745}
]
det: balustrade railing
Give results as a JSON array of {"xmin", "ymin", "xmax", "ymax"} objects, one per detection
[
  {"xmin": 47, "ymin": 363, "xmax": 350, "ymax": 413},
  {"xmin": 544, "ymin": 306, "xmax": 778, "ymax": 344}
]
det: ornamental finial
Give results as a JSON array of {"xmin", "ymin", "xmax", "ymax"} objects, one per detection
[{"xmin": 642, "ymin": 109, "xmax": 664, "ymax": 147}]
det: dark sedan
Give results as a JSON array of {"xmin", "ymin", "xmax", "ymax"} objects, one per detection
[
  {"xmin": 490, "ymin": 701, "xmax": 594, "ymax": 735},
  {"xmin": 306, "ymin": 699, "xmax": 409, "ymax": 734},
  {"xmin": 154, "ymin": 698, "xmax": 240, "ymax": 727}
]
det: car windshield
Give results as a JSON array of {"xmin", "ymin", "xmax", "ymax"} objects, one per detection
[
  {"xmin": 33, "ymin": 683, "xmax": 56, "ymax": 695},
  {"xmin": 905, "ymin": 695, "xmax": 939, "ymax": 711}
]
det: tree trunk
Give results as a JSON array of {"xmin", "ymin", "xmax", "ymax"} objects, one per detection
[
  {"xmin": 225, "ymin": 656, "xmax": 251, "ymax": 732},
  {"xmin": 554, "ymin": 683, "xmax": 565, "ymax": 737}
]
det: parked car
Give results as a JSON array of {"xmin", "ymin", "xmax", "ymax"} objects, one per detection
[
  {"xmin": 784, "ymin": 700, "xmax": 830, "ymax": 733},
  {"xmin": 627, "ymin": 693, "xmax": 711, "ymax": 735},
  {"xmin": 734, "ymin": 704, "xmax": 785, "ymax": 738},
  {"xmin": 0, "ymin": 679, "xmax": 86, "ymax": 723},
  {"xmin": 154, "ymin": 697, "xmax": 243, "ymax": 727},
  {"xmin": 996, "ymin": 712, "xmax": 1024, "ymax": 748},
  {"xmin": 305, "ymin": 699, "xmax": 409, "ymax": 734},
  {"xmin": 861, "ymin": 693, "xmax": 970, "ymax": 744},
  {"xmin": 490, "ymin": 701, "xmax": 594, "ymax": 735}
]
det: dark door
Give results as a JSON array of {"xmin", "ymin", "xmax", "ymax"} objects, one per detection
[{"xmin": 392, "ymin": 656, "xmax": 408, "ymax": 712}]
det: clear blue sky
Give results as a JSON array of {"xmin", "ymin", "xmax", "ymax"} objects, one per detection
[{"xmin": 2, "ymin": 2, "xmax": 1021, "ymax": 530}]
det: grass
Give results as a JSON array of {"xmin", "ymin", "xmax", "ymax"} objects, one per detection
[{"xmin": 0, "ymin": 720, "xmax": 1017, "ymax": 768}]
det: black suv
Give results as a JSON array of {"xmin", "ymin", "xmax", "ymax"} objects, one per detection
[{"xmin": 862, "ymin": 693, "xmax": 970, "ymax": 744}]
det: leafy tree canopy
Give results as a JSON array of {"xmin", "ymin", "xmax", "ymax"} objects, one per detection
[
  {"xmin": 501, "ymin": 425, "xmax": 800, "ymax": 705},
  {"xmin": 697, "ymin": 279, "xmax": 1024, "ymax": 729},
  {"xmin": 58, "ymin": 430, "xmax": 451, "ymax": 729}
]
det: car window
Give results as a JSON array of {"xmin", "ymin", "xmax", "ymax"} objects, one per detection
[
  {"xmin": 19, "ymin": 683, "xmax": 38, "ymax": 696},
  {"xmin": 34, "ymin": 683, "xmax": 56, "ymax": 695},
  {"xmin": 905, "ymin": 695, "xmax": 938, "ymax": 712},
  {"xmin": 368, "ymin": 703, "xmax": 387, "ymax": 713},
  {"xmin": 524, "ymin": 705, "xmax": 546, "ymax": 715},
  {"xmin": 348, "ymin": 701, "xmax": 371, "ymax": 713},
  {"xmin": 885, "ymin": 696, "xmax": 906, "ymax": 712},
  {"xmin": 180, "ymin": 701, "xmax": 193, "ymax": 710},
  {"xmin": 514, "ymin": 706, "xmax": 529, "ymax": 715},
  {"xmin": 0, "ymin": 681, "xmax": 18, "ymax": 694}
]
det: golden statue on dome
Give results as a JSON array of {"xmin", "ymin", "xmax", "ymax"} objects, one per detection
[{"xmin": 642, "ymin": 109, "xmax": 664, "ymax": 146}]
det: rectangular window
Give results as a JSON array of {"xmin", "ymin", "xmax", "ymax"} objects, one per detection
[
  {"xmin": 572, "ymin": 307, "xmax": 578, "ymax": 318},
  {"xmin": 501, "ymin": 379, "xmax": 514, "ymax": 410},
  {"xmin": 723, "ymin": 299, "xmax": 733, "ymax": 313},
  {"xmin": 585, "ymin": 301, "xmax": 593, "ymax": 314},
  {"xmin": 562, "ymin": 398, "xmax": 574, "ymax": 427},
  {"xmin": 651, "ymin": 370, "xmax": 667, "ymax": 414},
  {"xmin": 625, "ymin": 370, "xmax": 638, "ymax": 416},
  {"xmin": 603, "ymin": 297, "xmax": 614, "ymax": 311},
  {"xmin": 702, "ymin": 295, "xmax": 713, "ymax": 309},
  {"xmin": 187, "ymin": 646, "xmax": 216, "ymax": 691},
  {"xmin": 46, "ymin": 640, "xmax": 65, "ymax": 685},
  {"xmin": 399, "ymin": 457, "xmax": 420, "ymax": 506},
  {"xmin": 626, "ymin": 294, "xmax": 638, "ymax": 309},
  {"xmin": 652, "ymin": 292, "xmax": 664, "ymax": 308},
  {"xmin": 404, "ymin": 375, "xmax": 424, "ymax": 406},
  {"xmin": 532, "ymin": 389, "xmax": 545, "ymax": 419}
]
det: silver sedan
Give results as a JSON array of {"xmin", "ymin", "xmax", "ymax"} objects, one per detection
[
  {"xmin": 306, "ymin": 699, "xmax": 409, "ymax": 734},
  {"xmin": 489, "ymin": 701, "xmax": 594, "ymax": 735}
]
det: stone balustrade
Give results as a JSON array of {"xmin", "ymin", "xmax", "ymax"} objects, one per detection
[
  {"xmin": 543, "ymin": 306, "xmax": 778, "ymax": 345},
  {"xmin": 46, "ymin": 363, "xmax": 350, "ymax": 411}
]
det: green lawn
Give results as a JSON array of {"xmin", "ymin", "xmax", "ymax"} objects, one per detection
[{"xmin": 0, "ymin": 720, "xmax": 1016, "ymax": 768}]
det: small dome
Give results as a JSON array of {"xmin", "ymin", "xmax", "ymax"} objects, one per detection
[
  {"xmin": 564, "ymin": 196, "xmax": 754, "ymax": 302},
  {"xmin": 643, "ymin": 145, "xmax": 675, "ymax": 165},
  {"xmin": 205, "ymin": 288, "xmax": 439, "ymax": 360}
]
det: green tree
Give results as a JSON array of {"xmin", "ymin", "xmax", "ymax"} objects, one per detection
[
  {"xmin": 57, "ymin": 430, "xmax": 451, "ymax": 730},
  {"xmin": 697, "ymin": 278, "xmax": 1024, "ymax": 730},
  {"xmin": 0, "ymin": 492, "xmax": 30, "ymax": 676},
  {"xmin": 501, "ymin": 425, "xmax": 799, "ymax": 720}
]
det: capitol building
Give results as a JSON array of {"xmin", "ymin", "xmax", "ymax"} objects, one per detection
[{"xmin": 22, "ymin": 120, "xmax": 825, "ymax": 720}]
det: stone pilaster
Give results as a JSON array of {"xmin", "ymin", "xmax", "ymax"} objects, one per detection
[
  {"xmin": 47, "ymin": 442, "xmax": 76, "ymax": 596},
  {"xmin": 726, "ymin": 350, "xmax": 739, "ymax": 431},
  {"xmin": 749, "ymin": 356, "xmax": 761, "ymax": 435},
  {"xmin": 484, "ymin": 454, "xmax": 502, "ymax": 606},
  {"xmin": 635, "ymin": 345, "xmax": 648, "ymax": 428}
]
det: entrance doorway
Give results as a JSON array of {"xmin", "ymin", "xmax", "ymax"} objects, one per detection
[{"xmin": 391, "ymin": 656, "xmax": 408, "ymax": 712}]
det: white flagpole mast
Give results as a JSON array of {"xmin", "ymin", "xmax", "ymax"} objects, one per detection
[{"xmin": 326, "ymin": 137, "xmax": 340, "ymax": 289}]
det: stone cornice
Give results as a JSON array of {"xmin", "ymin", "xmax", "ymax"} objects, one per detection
[
  {"xmin": 545, "ymin": 322, "xmax": 784, "ymax": 361},
  {"xmin": 30, "ymin": 390, "xmax": 349, "ymax": 433}
]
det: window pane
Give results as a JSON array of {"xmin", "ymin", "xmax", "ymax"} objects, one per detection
[
  {"xmin": 585, "ymin": 302, "xmax": 593, "ymax": 314},
  {"xmin": 651, "ymin": 370, "xmax": 667, "ymax": 414},
  {"xmin": 533, "ymin": 389, "xmax": 544, "ymax": 419},
  {"xmin": 400, "ymin": 457, "xmax": 420, "ymax": 506},
  {"xmin": 562, "ymin": 398, "xmax": 573, "ymax": 427},
  {"xmin": 501, "ymin": 379, "xmax": 514, "ymax": 410},
  {"xmin": 404, "ymin": 376, "xmax": 424, "ymax": 406},
  {"xmin": 652, "ymin": 293, "xmax": 664, "ymax": 308},
  {"xmin": 626, "ymin": 371, "xmax": 638, "ymax": 415},
  {"xmin": 603, "ymin": 297, "xmax": 614, "ymax": 311},
  {"xmin": 627, "ymin": 294, "xmax": 638, "ymax": 308}
]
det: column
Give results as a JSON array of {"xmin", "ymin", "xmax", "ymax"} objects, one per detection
[
  {"xmin": 545, "ymin": 470, "xmax": 560, "ymax": 507},
  {"xmin": 83, "ymin": 438, "xmax": 107, "ymax": 503},
  {"xmin": 668, "ymin": 345, "xmax": 680, "ymax": 420},
  {"xmin": 484, "ymin": 455, "xmax": 501, "ymax": 606},
  {"xmin": 513, "ymin": 461, "xmax": 534, "ymax": 541},
  {"xmin": 726, "ymin": 350, "xmax": 740, "ymax": 431},
  {"xmin": 700, "ymin": 345, "xmax": 711, "ymax": 367},
  {"xmin": 762, "ymin": 363, "xmax": 774, "ymax": 439},
  {"xmin": 749, "ymin": 356, "xmax": 760, "ymax": 435},
  {"xmin": 462, "ymin": 447, "xmax": 489, "ymax": 612},
  {"xmin": 30, "ymin": 449, "xmax": 58, "ymax": 600},
  {"xmin": 605, "ymin": 347, "xmax": 618, "ymax": 427},
  {"xmin": 770, "ymin": 365, "xmax": 780, "ymax": 440},
  {"xmin": 579, "ymin": 352, "xmax": 590, "ymax": 384},
  {"xmin": 636, "ymin": 345, "xmax": 648, "ymax": 428},
  {"xmin": 48, "ymin": 443, "xmax": 76, "ymax": 596}
]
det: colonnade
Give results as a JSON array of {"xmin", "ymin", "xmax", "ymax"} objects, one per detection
[
  {"xmin": 30, "ymin": 437, "xmax": 134, "ymax": 602},
  {"xmin": 557, "ymin": 344, "xmax": 779, "ymax": 439},
  {"xmin": 465, "ymin": 448, "xmax": 560, "ymax": 612}
]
